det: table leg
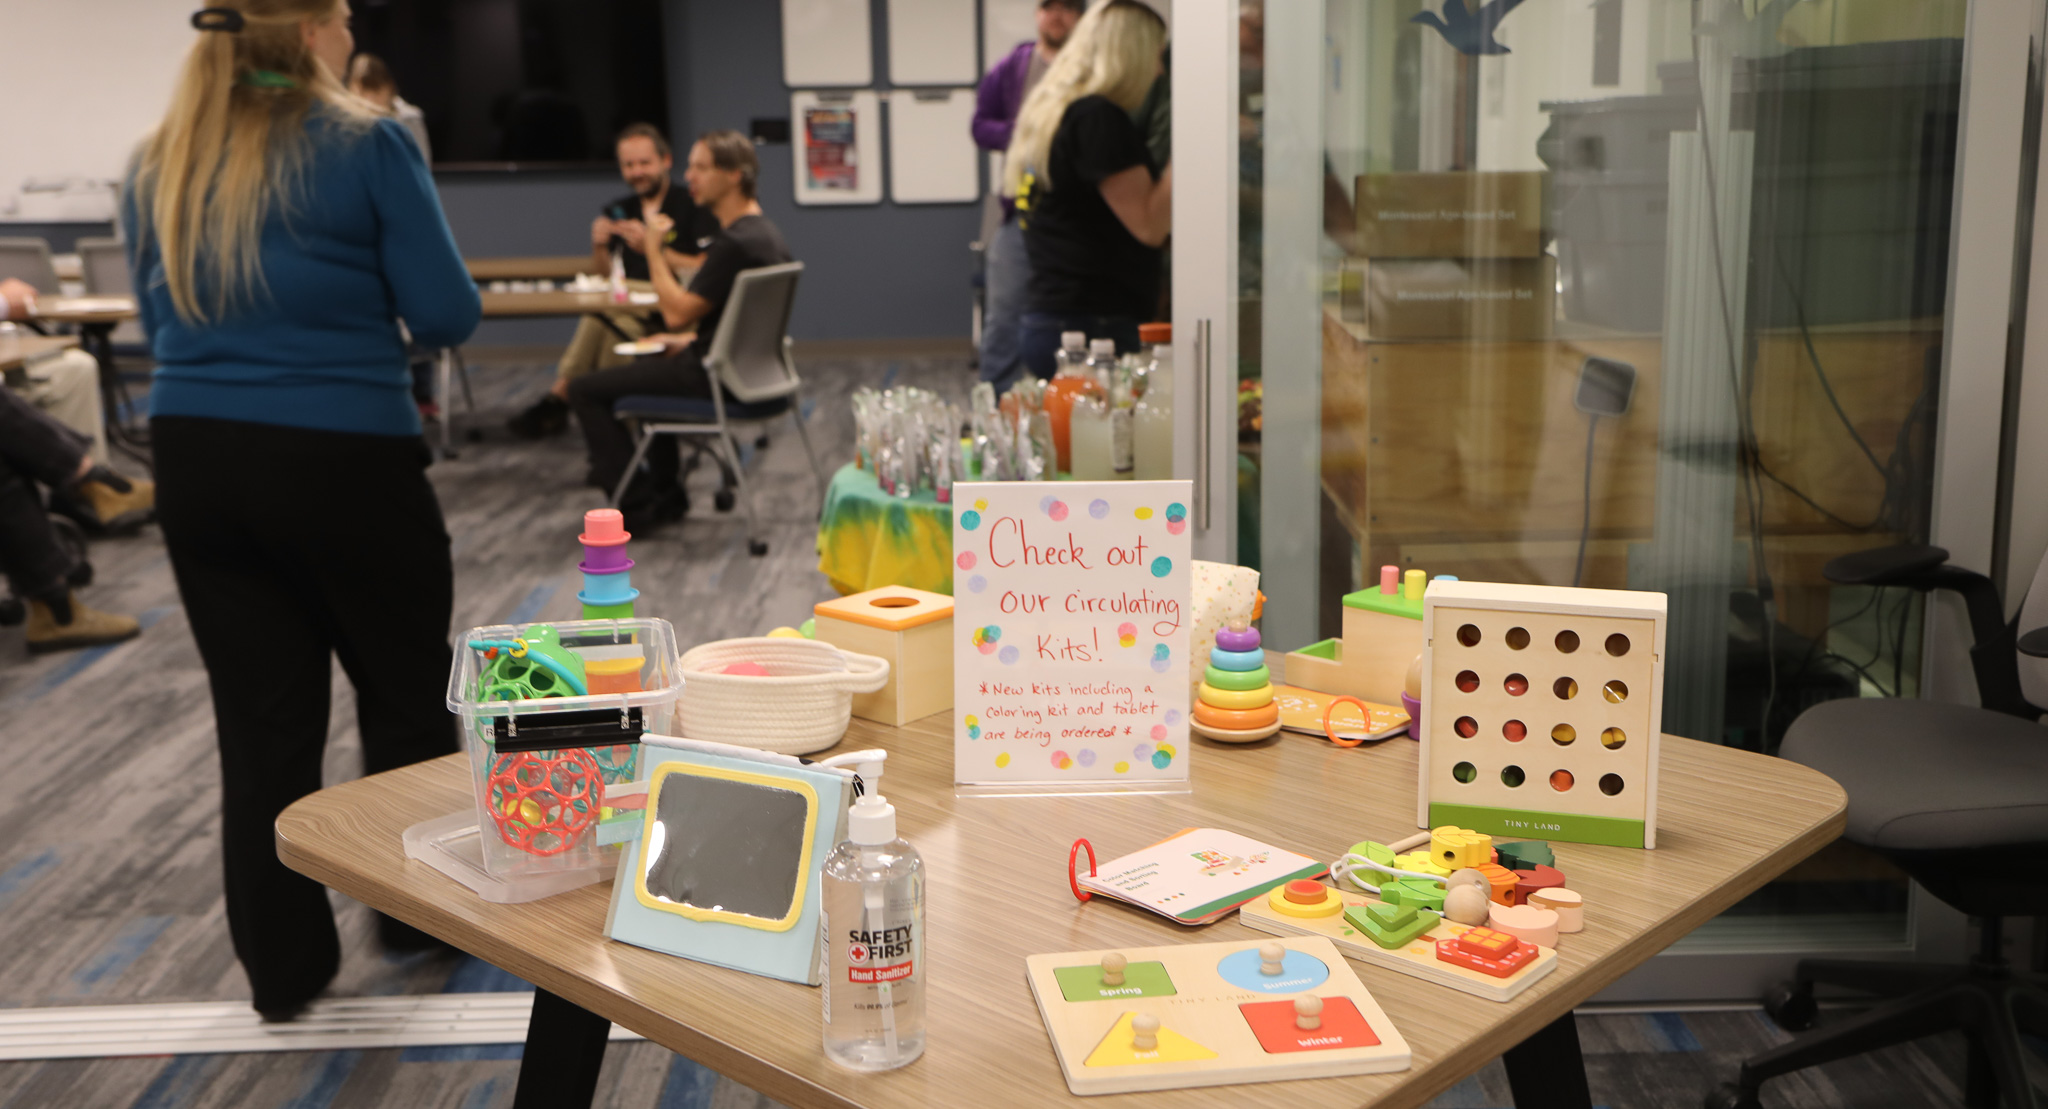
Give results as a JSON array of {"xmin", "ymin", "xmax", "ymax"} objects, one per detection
[
  {"xmin": 510, "ymin": 988, "xmax": 611, "ymax": 1109},
  {"xmin": 436, "ymin": 348, "xmax": 457, "ymax": 459},
  {"xmin": 1501, "ymin": 1011, "xmax": 1593, "ymax": 1109}
]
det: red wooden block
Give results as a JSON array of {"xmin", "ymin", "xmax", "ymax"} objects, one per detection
[
  {"xmin": 1436, "ymin": 926, "xmax": 1538, "ymax": 978},
  {"xmin": 1510, "ymin": 863, "xmax": 1566, "ymax": 907}
]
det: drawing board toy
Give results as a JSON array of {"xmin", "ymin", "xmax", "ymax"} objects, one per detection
[
  {"xmin": 1239, "ymin": 880, "xmax": 1557, "ymax": 1002},
  {"xmin": 1025, "ymin": 936, "xmax": 1409, "ymax": 1095},
  {"xmin": 604, "ymin": 736, "xmax": 856, "ymax": 984},
  {"xmin": 1417, "ymin": 580, "xmax": 1665, "ymax": 849}
]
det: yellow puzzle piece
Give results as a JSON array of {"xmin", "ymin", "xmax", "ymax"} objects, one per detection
[
  {"xmin": 1430, "ymin": 826, "xmax": 1493, "ymax": 870},
  {"xmin": 1083, "ymin": 1012, "xmax": 1220, "ymax": 1067}
]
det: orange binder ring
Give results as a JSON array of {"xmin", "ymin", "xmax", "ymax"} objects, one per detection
[{"xmin": 1322, "ymin": 696, "xmax": 1371, "ymax": 748}]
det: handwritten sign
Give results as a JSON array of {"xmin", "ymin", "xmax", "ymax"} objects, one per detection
[{"xmin": 952, "ymin": 481, "xmax": 1193, "ymax": 789}]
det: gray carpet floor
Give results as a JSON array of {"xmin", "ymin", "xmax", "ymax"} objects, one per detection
[{"xmin": 0, "ymin": 351, "xmax": 2004, "ymax": 1108}]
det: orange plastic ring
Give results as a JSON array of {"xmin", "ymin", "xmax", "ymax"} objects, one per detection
[
  {"xmin": 1069, "ymin": 838, "xmax": 1097, "ymax": 902},
  {"xmin": 1323, "ymin": 696, "xmax": 1371, "ymax": 748},
  {"xmin": 1192, "ymin": 700, "xmax": 1280, "ymax": 730}
]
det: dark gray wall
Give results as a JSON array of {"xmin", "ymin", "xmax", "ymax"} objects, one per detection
[{"xmin": 444, "ymin": 0, "xmax": 984, "ymax": 345}]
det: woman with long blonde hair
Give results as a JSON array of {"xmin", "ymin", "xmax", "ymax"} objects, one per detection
[
  {"xmin": 124, "ymin": 0, "xmax": 478, "ymax": 1021},
  {"xmin": 1003, "ymin": 0, "xmax": 1170, "ymax": 387}
]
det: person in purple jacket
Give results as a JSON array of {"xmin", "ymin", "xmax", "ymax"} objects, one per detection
[{"xmin": 971, "ymin": 0, "xmax": 1082, "ymax": 392}]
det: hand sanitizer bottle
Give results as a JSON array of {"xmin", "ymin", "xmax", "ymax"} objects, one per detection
[{"xmin": 821, "ymin": 754, "xmax": 925, "ymax": 1070}]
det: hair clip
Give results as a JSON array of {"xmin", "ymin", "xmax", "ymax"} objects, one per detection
[{"xmin": 191, "ymin": 7, "xmax": 246, "ymax": 32}]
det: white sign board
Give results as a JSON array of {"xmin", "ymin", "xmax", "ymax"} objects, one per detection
[{"xmin": 952, "ymin": 481, "xmax": 1194, "ymax": 792}]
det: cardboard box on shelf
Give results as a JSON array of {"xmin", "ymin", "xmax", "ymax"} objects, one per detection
[
  {"xmin": 1355, "ymin": 172, "xmax": 1546, "ymax": 259},
  {"xmin": 1361, "ymin": 256, "xmax": 1557, "ymax": 341}
]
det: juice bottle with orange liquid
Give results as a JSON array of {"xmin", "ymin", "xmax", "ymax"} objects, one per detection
[{"xmin": 1042, "ymin": 332, "xmax": 1103, "ymax": 475}]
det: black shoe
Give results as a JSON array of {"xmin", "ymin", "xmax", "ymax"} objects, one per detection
[
  {"xmin": 257, "ymin": 1000, "xmax": 311, "ymax": 1024},
  {"xmin": 507, "ymin": 394, "xmax": 569, "ymax": 439},
  {"xmin": 619, "ymin": 484, "xmax": 689, "ymax": 535}
]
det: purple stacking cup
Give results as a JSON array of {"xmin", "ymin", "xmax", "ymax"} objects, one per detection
[{"xmin": 581, "ymin": 545, "xmax": 633, "ymax": 573}]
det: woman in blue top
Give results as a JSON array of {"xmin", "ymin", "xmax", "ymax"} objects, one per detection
[{"xmin": 123, "ymin": 0, "xmax": 479, "ymax": 1021}]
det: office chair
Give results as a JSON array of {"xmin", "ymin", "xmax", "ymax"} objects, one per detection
[
  {"xmin": 73, "ymin": 237, "xmax": 149, "ymax": 353},
  {"xmin": 0, "ymin": 237, "xmax": 62, "ymax": 296},
  {"xmin": 1707, "ymin": 544, "xmax": 2048, "ymax": 1109},
  {"xmin": 609, "ymin": 262, "xmax": 824, "ymax": 556}
]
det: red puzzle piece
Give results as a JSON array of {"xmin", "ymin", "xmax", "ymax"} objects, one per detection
[
  {"xmin": 1510, "ymin": 864, "xmax": 1566, "ymax": 907},
  {"xmin": 1238, "ymin": 996, "xmax": 1381, "ymax": 1053},
  {"xmin": 1435, "ymin": 926, "xmax": 1538, "ymax": 978}
]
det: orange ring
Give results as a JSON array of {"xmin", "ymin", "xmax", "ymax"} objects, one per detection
[
  {"xmin": 1323, "ymin": 696, "xmax": 1371, "ymax": 747},
  {"xmin": 1192, "ymin": 700, "xmax": 1279, "ymax": 730}
]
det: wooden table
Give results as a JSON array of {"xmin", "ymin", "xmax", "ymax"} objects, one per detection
[
  {"xmin": 479, "ymin": 289, "xmax": 657, "ymax": 319},
  {"xmin": 0, "ymin": 333, "xmax": 79, "ymax": 376},
  {"xmin": 278, "ymin": 721, "xmax": 1844, "ymax": 1109},
  {"xmin": 468, "ymin": 255, "xmax": 599, "ymax": 283},
  {"xmin": 22, "ymin": 297, "xmax": 146, "ymax": 462}
]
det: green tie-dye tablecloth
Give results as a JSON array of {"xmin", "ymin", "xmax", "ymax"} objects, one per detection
[{"xmin": 816, "ymin": 464, "xmax": 954, "ymax": 596}]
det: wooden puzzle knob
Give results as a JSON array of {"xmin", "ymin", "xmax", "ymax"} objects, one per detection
[
  {"xmin": 1101, "ymin": 952, "xmax": 1127, "ymax": 986},
  {"xmin": 1131, "ymin": 1012, "xmax": 1160, "ymax": 1051},
  {"xmin": 1259, "ymin": 942, "xmax": 1286, "ymax": 976},
  {"xmin": 1444, "ymin": 884, "xmax": 1492, "ymax": 926},
  {"xmin": 1294, "ymin": 995, "xmax": 1324, "ymax": 1031}
]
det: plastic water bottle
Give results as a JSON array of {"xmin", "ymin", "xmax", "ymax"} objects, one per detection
[
  {"xmin": 822, "ymin": 756, "xmax": 925, "ymax": 1071},
  {"xmin": 1134, "ymin": 340, "xmax": 1175, "ymax": 480}
]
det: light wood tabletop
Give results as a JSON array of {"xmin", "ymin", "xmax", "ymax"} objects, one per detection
[
  {"xmin": 479, "ymin": 289, "xmax": 658, "ymax": 319},
  {"xmin": 27, "ymin": 295, "xmax": 138, "ymax": 326},
  {"xmin": 469, "ymin": 255, "xmax": 600, "ymax": 282},
  {"xmin": 277, "ymin": 721, "xmax": 1844, "ymax": 1109},
  {"xmin": 1, "ymin": 333, "xmax": 80, "ymax": 374}
]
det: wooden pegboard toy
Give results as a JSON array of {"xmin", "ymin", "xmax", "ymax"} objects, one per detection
[
  {"xmin": 1417, "ymin": 581, "xmax": 1665, "ymax": 849},
  {"xmin": 1024, "ymin": 936, "xmax": 1410, "ymax": 1095},
  {"xmin": 1240, "ymin": 881, "xmax": 1557, "ymax": 1003}
]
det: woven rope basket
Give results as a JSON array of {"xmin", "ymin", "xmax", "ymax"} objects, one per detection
[{"xmin": 677, "ymin": 637, "xmax": 890, "ymax": 754}]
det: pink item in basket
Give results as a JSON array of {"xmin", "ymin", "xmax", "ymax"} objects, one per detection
[
  {"xmin": 721, "ymin": 661, "xmax": 771, "ymax": 676},
  {"xmin": 579, "ymin": 508, "xmax": 631, "ymax": 547}
]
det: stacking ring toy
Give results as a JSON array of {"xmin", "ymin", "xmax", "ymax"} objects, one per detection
[
  {"xmin": 1197, "ymin": 682, "xmax": 1273, "ymax": 711},
  {"xmin": 1203, "ymin": 664, "xmax": 1273, "ymax": 692},
  {"xmin": 1193, "ymin": 700, "xmax": 1280, "ymax": 730},
  {"xmin": 1213, "ymin": 626, "xmax": 1262, "ymax": 653}
]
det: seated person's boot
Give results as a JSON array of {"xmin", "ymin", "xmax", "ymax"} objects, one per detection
[
  {"xmin": 50, "ymin": 465, "xmax": 155, "ymax": 535},
  {"xmin": 25, "ymin": 589, "xmax": 140, "ymax": 653},
  {"xmin": 507, "ymin": 394, "xmax": 570, "ymax": 439}
]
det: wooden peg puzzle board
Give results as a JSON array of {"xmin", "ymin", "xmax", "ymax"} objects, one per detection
[
  {"xmin": 1024, "ymin": 936, "xmax": 1410, "ymax": 1095},
  {"xmin": 1239, "ymin": 883, "xmax": 1558, "ymax": 1002},
  {"xmin": 1418, "ymin": 581, "xmax": 1665, "ymax": 849}
]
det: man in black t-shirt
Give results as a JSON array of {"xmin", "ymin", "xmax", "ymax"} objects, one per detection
[
  {"xmin": 567, "ymin": 130, "xmax": 794, "ymax": 532},
  {"xmin": 508, "ymin": 124, "xmax": 721, "ymax": 439}
]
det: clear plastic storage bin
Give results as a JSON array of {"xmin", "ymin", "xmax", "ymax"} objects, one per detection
[{"xmin": 446, "ymin": 617, "xmax": 681, "ymax": 879}]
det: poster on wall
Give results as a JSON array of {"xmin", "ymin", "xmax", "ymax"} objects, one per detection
[
  {"xmin": 951, "ymin": 480, "xmax": 1194, "ymax": 794},
  {"xmin": 791, "ymin": 90, "xmax": 883, "ymax": 205}
]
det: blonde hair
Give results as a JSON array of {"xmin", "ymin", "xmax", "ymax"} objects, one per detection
[
  {"xmin": 1004, "ymin": 0, "xmax": 1165, "ymax": 198},
  {"xmin": 132, "ymin": 0, "xmax": 373, "ymax": 324}
]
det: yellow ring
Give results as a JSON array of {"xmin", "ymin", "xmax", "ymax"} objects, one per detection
[
  {"xmin": 509, "ymin": 638, "xmax": 530, "ymax": 658},
  {"xmin": 1266, "ymin": 884, "xmax": 1344, "ymax": 918},
  {"xmin": 1197, "ymin": 682, "xmax": 1273, "ymax": 710}
]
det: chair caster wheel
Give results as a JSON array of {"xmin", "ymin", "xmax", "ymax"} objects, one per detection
[
  {"xmin": 1704, "ymin": 1082, "xmax": 1762, "ymax": 1109},
  {"xmin": 714, "ymin": 490, "xmax": 736, "ymax": 513},
  {"xmin": 747, "ymin": 539, "xmax": 768, "ymax": 557},
  {"xmin": 1764, "ymin": 980, "xmax": 1818, "ymax": 1032}
]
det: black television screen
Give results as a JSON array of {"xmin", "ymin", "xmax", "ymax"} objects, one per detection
[{"xmin": 351, "ymin": 0, "xmax": 668, "ymax": 168}]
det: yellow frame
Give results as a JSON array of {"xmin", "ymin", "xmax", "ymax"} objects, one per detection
[{"xmin": 631, "ymin": 761, "xmax": 819, "ymax": 932}]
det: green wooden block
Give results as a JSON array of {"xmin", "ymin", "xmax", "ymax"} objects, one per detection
[
  {"xmin": 1349, "ymin": 840, "xmax": 1397, "ymax": 867},
  {"xmin": 1053, "ymin": 960, "xmax": 1178, "ymax": 1002},
  {"xmin": 1345, "ymin": 902, "xmax": 1440, "ymax": 950},
  {"xmin": 1382, "ymin": 877, "xmax": 1446, "ymax": 912},
  {"xmin": 1496, "ymin": 840, "xmax": 1556, "ymax": 870}
]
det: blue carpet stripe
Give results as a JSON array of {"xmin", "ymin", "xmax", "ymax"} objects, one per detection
[
  {"xmin": 880, "ymin": 362, "xmax": 900, "ymax": 388},
  {"xmin": 442, "ymin": 955, "xmax": 533, "ymax": 994},
  {"xmin": 1650, "ymin": 1011, "xmax": 1703, "ymax": 1052},
  {"xmin": 70, "ymin": 914, "xmax": 175, "ymax": 994},
  {"xmin": 14, "ymin": 606, "xmax": 176, "ymax": 705},
  {"xmin": 459, "ymin": 1076, "xmax": 506, "ymax": 1109},
  {"xmin": 278, "ymin": 1050, "xmax": 361, "ymax": 1109},
  {"xmin": 0, "ymin": 849, "xmax": 60, "ymax": 912},
  {"xmin": 401, "ymin": 1043, "xmax": 524, "ymax": 1063},
  {"xmin": 658, "ymin": 1055, "xmax": 720, "ymax": 1109},
  {"xmin": 126, "ymin": 1054, "xmax": 220, "ymax": 1109},
  {"xmin": 505, "ymin": 583, "xmax": 556, "ymax": 625}
]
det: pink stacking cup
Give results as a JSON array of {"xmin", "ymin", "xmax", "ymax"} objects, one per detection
[{"xmin": 579, "ymin": 508, "xmax": 631, "ymax": 547}]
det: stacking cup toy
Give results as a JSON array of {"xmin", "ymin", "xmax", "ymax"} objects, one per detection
[{"xmin": 577, "ymin": 508, "xmax": 639, "ymax": 620}]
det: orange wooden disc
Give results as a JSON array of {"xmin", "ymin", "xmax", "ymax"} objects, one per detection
[{"xmin": 1192, "ymin": 700, "xmax": 1279, "ymax": 730}]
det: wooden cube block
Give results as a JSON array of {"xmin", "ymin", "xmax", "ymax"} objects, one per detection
[{"xmin": 812, "ymin": 586, "xmax": 953, "ymax": 726}]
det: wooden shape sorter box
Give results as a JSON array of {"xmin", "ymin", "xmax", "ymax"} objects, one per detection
[
  {"xmin": 811, "ymin": 586, "xmax": 953, "ymax": 726},
  {"xmin": 1025, "ymin": 936, "xmax": 1410, "ymax": 1095},
  {"xmin": 1418, "ymin": 581, "xmax": 1666, "ymax": 849},
  {"xmin": 1239, "ymin": 882, "xmax": 1558, "ymax": 1003}
]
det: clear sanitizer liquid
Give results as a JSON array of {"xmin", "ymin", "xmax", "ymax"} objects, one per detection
[{"xmin": 821, "ymin": 759, "xmax": 925, "ymax": 1070}]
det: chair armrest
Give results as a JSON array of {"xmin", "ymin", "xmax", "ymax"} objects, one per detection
[
  {"xmin": 1822, "ymin": 544, "xmax": 1951, "ymax": 587},
  {"xmin": 2018, "ymin": 627, "xmax": 2048, "ymax": 659}
]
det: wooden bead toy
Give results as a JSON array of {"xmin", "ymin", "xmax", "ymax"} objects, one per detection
[
  {"xmin": 1190, "ymin": 619, "xmax": 1282, "ymax": 743},
  {"xmin": 1442, "ymin": 883, "xmax": 1492, "ymax": 926},
  {"xmin": 1495, "ymin": 839, "xmax": 1555, "ymax": 870},
  {"xmin": 1430, "ymin": 825, "xmax": 1493, "ymax": 870},
  {"xmin": 1487, "ymin": 902, "xmax": 1561, "ymax": 949},
  {"xmin": 1435, "ymin": 926, "xmax": 1538, "ymax": 979},
  {"xmin": 1509, "ymin": 863, "xmax": 1566, "ymax": 907},
  {"xmin": 1475, "ymin": 862, "xmax": 1519, "ymax": 905},
  {"xmin": 1530, "ymin": 887, "xmax": 1584, "ymax": 933}
]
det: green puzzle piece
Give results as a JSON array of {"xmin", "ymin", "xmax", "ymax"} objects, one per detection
[
  {"xmin": 1381, "ymin": 877, "xmax": 1446, "ymax": 912},
  {"xmin": 1349, "ymin": 840, "xmax": 1397, "ymax": 868},
  {"xmin": 1347, "ymin": 901, "xmax": 1440, "ymax": 950},
  {"xmin": 1496, "ymin": 840, "xmax": 1555, "ymax": 870},
  {"xmin": 1053, "ymin": 960, "xmax": 1177, "ymax": 1002}
]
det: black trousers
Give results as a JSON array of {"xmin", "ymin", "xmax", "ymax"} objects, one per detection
[
  {"xmin": 0, "ymin": 385, "xmax": 89, "ymax": 598},
  {"xmin": 565, "ymin": 351, "xmax": 713, "ymax": 495},
  {"xmin": 152, "ymin": 416, "xmax": 457, "ymax": 1012}
]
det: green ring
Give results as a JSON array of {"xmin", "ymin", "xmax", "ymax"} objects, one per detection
[{"xmin": 1202, "ymin": 664, "xmax": 1271, "ymax": 692}]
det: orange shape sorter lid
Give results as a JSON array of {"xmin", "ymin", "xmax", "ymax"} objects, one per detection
[{"xmin": 815, "ymin": 586, "xmax": 954, "ymax": 631}]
